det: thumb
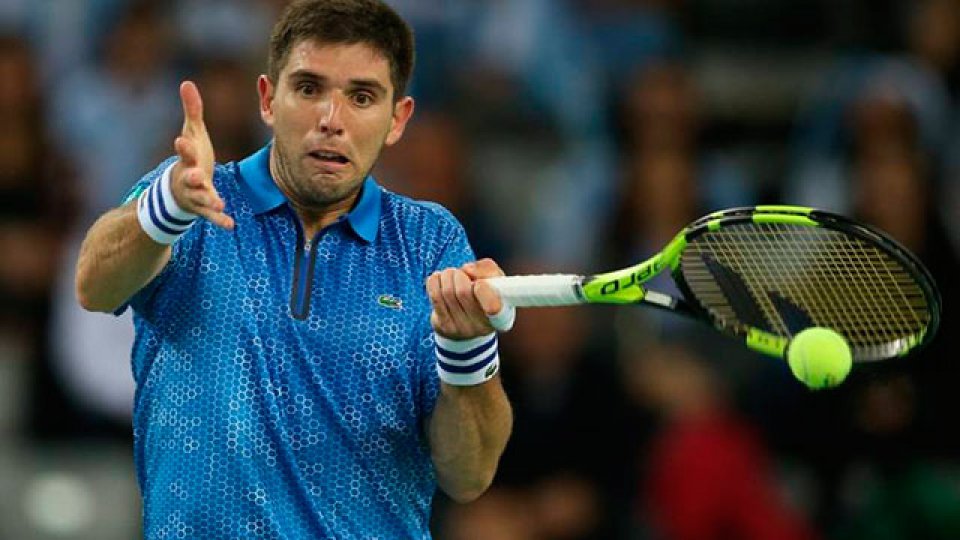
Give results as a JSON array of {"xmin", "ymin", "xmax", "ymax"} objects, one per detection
[
  {"xmin": 473, "ymin": 280, "xmax": 502, "ymax": 316},
  {"xmin": 180, "ymin": 81, "xmax": 205, "ymax": 131},
  {"xmin": 475, "ymin": 280, "xmax": 516, "ymax": 332}
]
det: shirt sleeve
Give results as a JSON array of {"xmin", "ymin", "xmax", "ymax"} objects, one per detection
[{"xmin": 416, "ymin": 209, "xmax": 477, "ymax": 420}]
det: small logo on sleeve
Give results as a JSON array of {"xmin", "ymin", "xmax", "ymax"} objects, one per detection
[
  {"xmin": 123, "ymin": 183, "xmax": 149, "ymax": 205},
  {"xmin": 377, "ymin": 294, "xmax": 403, "ymax": 310}
]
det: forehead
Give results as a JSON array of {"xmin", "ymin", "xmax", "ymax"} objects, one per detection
[{"xmin": 281, "ymin": 40, "xmax": 392, "ymax": 85}]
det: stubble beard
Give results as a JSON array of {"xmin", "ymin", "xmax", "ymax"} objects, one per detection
[{"xmin": 272, "ymin": 138, "xmax": 368, "ymax": 210}]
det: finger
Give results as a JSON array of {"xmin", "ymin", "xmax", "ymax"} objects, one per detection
[
  {"xmin": 452, "ymin": 269, "xmax": 486, "ymax": 320},
  {"xmin": 175, "ymin": 136, "xmax": 199, "ymax": 167},
  {"xmin": 194, "ymin": 208, "xmax": 235, "ymax": 230},
  {"xmin": 473, "ymin": 280, "xmax": 504, "ymax": 316},
  {"xmin": 448, "ymin": 269, "xmax": 493, "ymax": 335},
  {"xmin": 426, "ymin": 272, "xmax": 451, "ymax": 325},
  {"xmin": 183, "ymin": 187, "xmax": 224, "ymax": 212},
  {"xmin": 184, "ymin": 170, "xmax": 206, "ymax": 189},
  {"xmin": 440, "ymin": 268, "xmax": 471, "ymax": 321},
  {"xmin": 183, "ymin": 167, "xmax": 215, "ymax": 192},
  {"xmin": 462, "ymin": 258, "xmax": 504, "ymax": 280},
  {"xmin": 475, "ymin": 279, "xmax": 514, "ymax": 331},
  {"xmin": 180, "ymin": 81, "xmax": 205, "ymax": 132}
]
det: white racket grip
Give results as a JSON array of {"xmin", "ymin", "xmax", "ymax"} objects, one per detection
[
  {"xmin": 487, "ymin": 303, "xmax": 516, "ymax": 332},
  {"xmin": 484, "ymin": 274, "xmax": 586, "ymax": 307}
]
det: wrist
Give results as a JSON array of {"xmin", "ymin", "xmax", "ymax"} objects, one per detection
[
  {"xmin": 137, "ymin": 163, "xmax": 198, "ymax": 244},
  {"xmin": 435, "ymin": 332, "xmax": 500, "ymax": 386}
]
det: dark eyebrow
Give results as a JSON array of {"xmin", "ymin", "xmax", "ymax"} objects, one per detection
[
  {"xmin": 287, "ymin": 70, "xmax": 388, "ymax": 96},
  {"xmin": 349, "ymin": 79, "xmax": 388, "ymax": 96},
  {"xmin": 288, "ymin": 69, "xmax": 322, "ymax": 82}
]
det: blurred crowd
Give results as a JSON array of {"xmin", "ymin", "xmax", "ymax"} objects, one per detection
[{"xmin": 2, "ymin": 0, "xmax": 960, "ymax": 539}]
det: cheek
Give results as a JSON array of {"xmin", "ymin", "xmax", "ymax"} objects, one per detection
[
  {"xmin": 274, "ymin": 104, "xmax": 314, "ymax": 137},
  {"xmin": 355, "ymin": 116, "xmax": 393, "ymax": 152}
]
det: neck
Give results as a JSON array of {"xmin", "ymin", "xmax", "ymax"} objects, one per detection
[
  {"xmin": 269, "ymin": 145, "xmax": 360, "ymax": 238},
  {"xmin": 291, "ymin": 197, "xmax": 357, "ymax": 239}
]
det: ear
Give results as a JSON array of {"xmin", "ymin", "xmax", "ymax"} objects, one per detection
[
  {"xmin": 258, "ymin": 75, "xmax": 276, "ymax": 127},
  {"xmin": 385, "ymin": 96, "xmax": 415, "ymax": 147}
]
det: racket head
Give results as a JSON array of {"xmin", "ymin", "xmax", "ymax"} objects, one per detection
[{"xmin": 671, "ymin": 206, "xmax": 941, "ymax": 362}]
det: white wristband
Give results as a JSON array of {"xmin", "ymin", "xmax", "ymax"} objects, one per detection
[
  {"xmin": 435, "ymin": 332, "xmax": 500, "ymax": 386},
  {"xmin": 137, "ymin": 163, "xmax": 198, "ymax": 245}
]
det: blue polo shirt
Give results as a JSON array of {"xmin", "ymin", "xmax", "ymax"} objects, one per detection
[{"xmin": 121, "ymin": 144, "xmax": 475, "ymax": 539}]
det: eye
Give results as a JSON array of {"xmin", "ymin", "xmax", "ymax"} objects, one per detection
[
  {"xmin": 296, "ymin": 81, "xmax": 318, "ymax": 98},
  {"xmin": 352, "ymin": 92, "xmax": 375, "ymax": 107}
]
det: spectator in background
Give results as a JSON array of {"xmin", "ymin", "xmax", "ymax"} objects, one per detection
[
  {"xmin": 611, "ymin": 64, "xmax": 705, "ymax": 265},
  {"xmin": 192, "ymin": 57, "xmax": 266, "ymax": 163},
  {"xmin": 0, "ymin": 34, "xmax": 75, "ymax": 338},
  {"xmin": 573, "ymin": 0, "xmax": 682, "ymax": 92},
  {"xmin": 603, "ymin": 56, "xmax": 819, "ymax": 539},
  {"xmin": 0, "ymin": 34, "xmax": 76, "ymax": 240},
  {"xmin": 51, "ymin": 1, "xmax": 180, "ymax": 221},
  {"xmin": 625, "ymin": 340, "xmax": 819, "ymax": 540},
  {"xmin": 829, "ymin": 131, "xmax": 960, "ymax": 537},
  {"xmin": 908, "ymin": 0, "xmax": 960, "ymax": 101},
  {"xmin": 0, "ymin": 0, "xmax": 131, "ymax": 81},
  {"xmin": 173, "ymin": 0, "xmax": 278, "ymax": 61},
  {"xmin": 609, "ymin": 61, "xmax": 753, "ymax": 268},
  {"xmin": 386, "ymin": 0, "xmax": 473, "ymax": 108},
  {"xmin": 846, "ymin": 98, "xmax": 960, "ymax": 456},
  {"xmin": 786, "ymin": 57, "xmax": 950, "ymax": 212},
  {"xmin": 783, "ymin": 55, "xmax": 960, "ymax": 536},
  {"xmin": 0, "ymin": 35, "xmax": 85, "ymax": 437},
  {"xmin": 42, "ymin": 1, "xmax": 181, "ymax": 438},
  {"xmin": 376, "ymin": 111, "xmax": 506, "ymax": 262},
  {"xmin": 449, "ymin": 0, "xmax": 619, "ymax": 269},
  {"xmin": 604, "ymin": 62, "xmax": 754, "ymax": 352}
]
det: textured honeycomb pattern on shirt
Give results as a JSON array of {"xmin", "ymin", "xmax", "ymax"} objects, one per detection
[{"xmin": 123, "ymin": 157, "xmax": 474, "ymax": 539}]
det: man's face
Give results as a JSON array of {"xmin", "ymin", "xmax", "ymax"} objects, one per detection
[{"xmin": 258, "ymin": 40, "xmax": 414, "ymax": 209}]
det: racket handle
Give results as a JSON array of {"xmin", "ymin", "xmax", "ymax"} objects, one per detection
[{"xmin": 484, "ymin": 275, "xmax": 586, "ymax": 307}]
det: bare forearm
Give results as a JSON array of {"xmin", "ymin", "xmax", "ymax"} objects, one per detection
[
  {"xmin": 429, "ymin": 377, "xmax": 512, "ymax": 503},
  {"xmin": 75, "ymin": 202, "xmax": 171, "ymax": 312}
]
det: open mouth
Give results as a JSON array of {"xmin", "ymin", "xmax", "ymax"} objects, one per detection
[{"xmin": 308, "ymin": 150, "xmax": 349, "ymax": 165}]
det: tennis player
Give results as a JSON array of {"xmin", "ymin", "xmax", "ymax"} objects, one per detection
[{"xmin": 74, "ymin": 0, "xmax": 513, "ymax": 537}]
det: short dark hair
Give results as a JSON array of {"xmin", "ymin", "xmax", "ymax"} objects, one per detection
[{"xmin": 268, "ymin": 0, "xmax": 415, "ymax": 100}]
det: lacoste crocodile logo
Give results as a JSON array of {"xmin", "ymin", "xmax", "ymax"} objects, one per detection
[{"xmin": 377, "ymin": 294, "xmax": 403, "ymax": 310}]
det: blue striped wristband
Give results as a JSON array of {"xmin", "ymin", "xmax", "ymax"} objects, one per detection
[
  {"xmin": 137, "ymin": 163, "xmax": 198, "ymax": 245},
  {"xmin": 435, "ymin": 332, "xmax": 500, "ymax": 386}
]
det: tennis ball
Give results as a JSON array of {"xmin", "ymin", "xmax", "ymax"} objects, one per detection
[{"xmin": 786, "ymin": 327, "xmax": 852, "ymax": 390}]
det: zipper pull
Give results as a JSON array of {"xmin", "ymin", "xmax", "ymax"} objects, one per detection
[{"xmin": 304, "ymin": 239, "xmax": 312, "ymax": 253}]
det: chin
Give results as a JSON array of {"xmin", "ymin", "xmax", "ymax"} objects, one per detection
[{"xmin": 306, "ymin": 180, "xmax": 364, "ymax": 206}]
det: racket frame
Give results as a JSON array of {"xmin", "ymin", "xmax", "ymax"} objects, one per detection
[
  {"xmin": 495, "ymin": 205, "xmax": 941, "ymax": 362},
  {"xmin": 671, "ymin": 206, "xmax": 941, "ymax": 361}
]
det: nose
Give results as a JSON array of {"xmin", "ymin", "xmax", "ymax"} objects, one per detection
[{"xmin": 317, "ymin": 94, "xmax": 345, "ymax": 136}]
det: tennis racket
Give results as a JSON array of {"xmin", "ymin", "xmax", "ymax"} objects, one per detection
[{"xmin": 485, "ymin": 206, "xmax": 941, "ymax": 362}]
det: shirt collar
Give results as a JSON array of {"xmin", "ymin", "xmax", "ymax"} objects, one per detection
[{"xmin": 238, "ymin": 143, "xmax": 381, "ymax": 243}]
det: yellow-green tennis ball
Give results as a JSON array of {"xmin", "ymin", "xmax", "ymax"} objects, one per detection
[{"xmin": 787, "ymin": 327, "xmax": 852, "ymax": 389}]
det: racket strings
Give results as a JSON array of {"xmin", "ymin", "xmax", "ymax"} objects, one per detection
[{"xmin": 681, "ymin": 223, "xmax": 930, "ymax": 359}]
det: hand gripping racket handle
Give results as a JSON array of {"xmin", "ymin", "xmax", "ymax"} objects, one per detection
[{"xmin": 484, "ymin": 275, "xmax": 587, "ymax": 307}]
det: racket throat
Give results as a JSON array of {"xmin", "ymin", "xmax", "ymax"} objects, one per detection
[
  {"xmin": 582, "ymin": 258, "xmax": 664, "ymax": 304},
  {"xmin": 641, "ymin": 290, "xmax": 675, "ymax": 308}
]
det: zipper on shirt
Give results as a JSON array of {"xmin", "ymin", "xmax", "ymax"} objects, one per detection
[{"xmin": 290, "ymin": 221, "xmax": 319, "ymax": 320}]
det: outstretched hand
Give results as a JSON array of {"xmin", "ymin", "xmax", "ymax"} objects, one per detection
[
  {"xmin": 427, "ymin": 258, "xmax": 506, "ymax": 340},
  {"xmin": 170, "ymin": 81, "xmax": 234, "ymax": 230}
]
